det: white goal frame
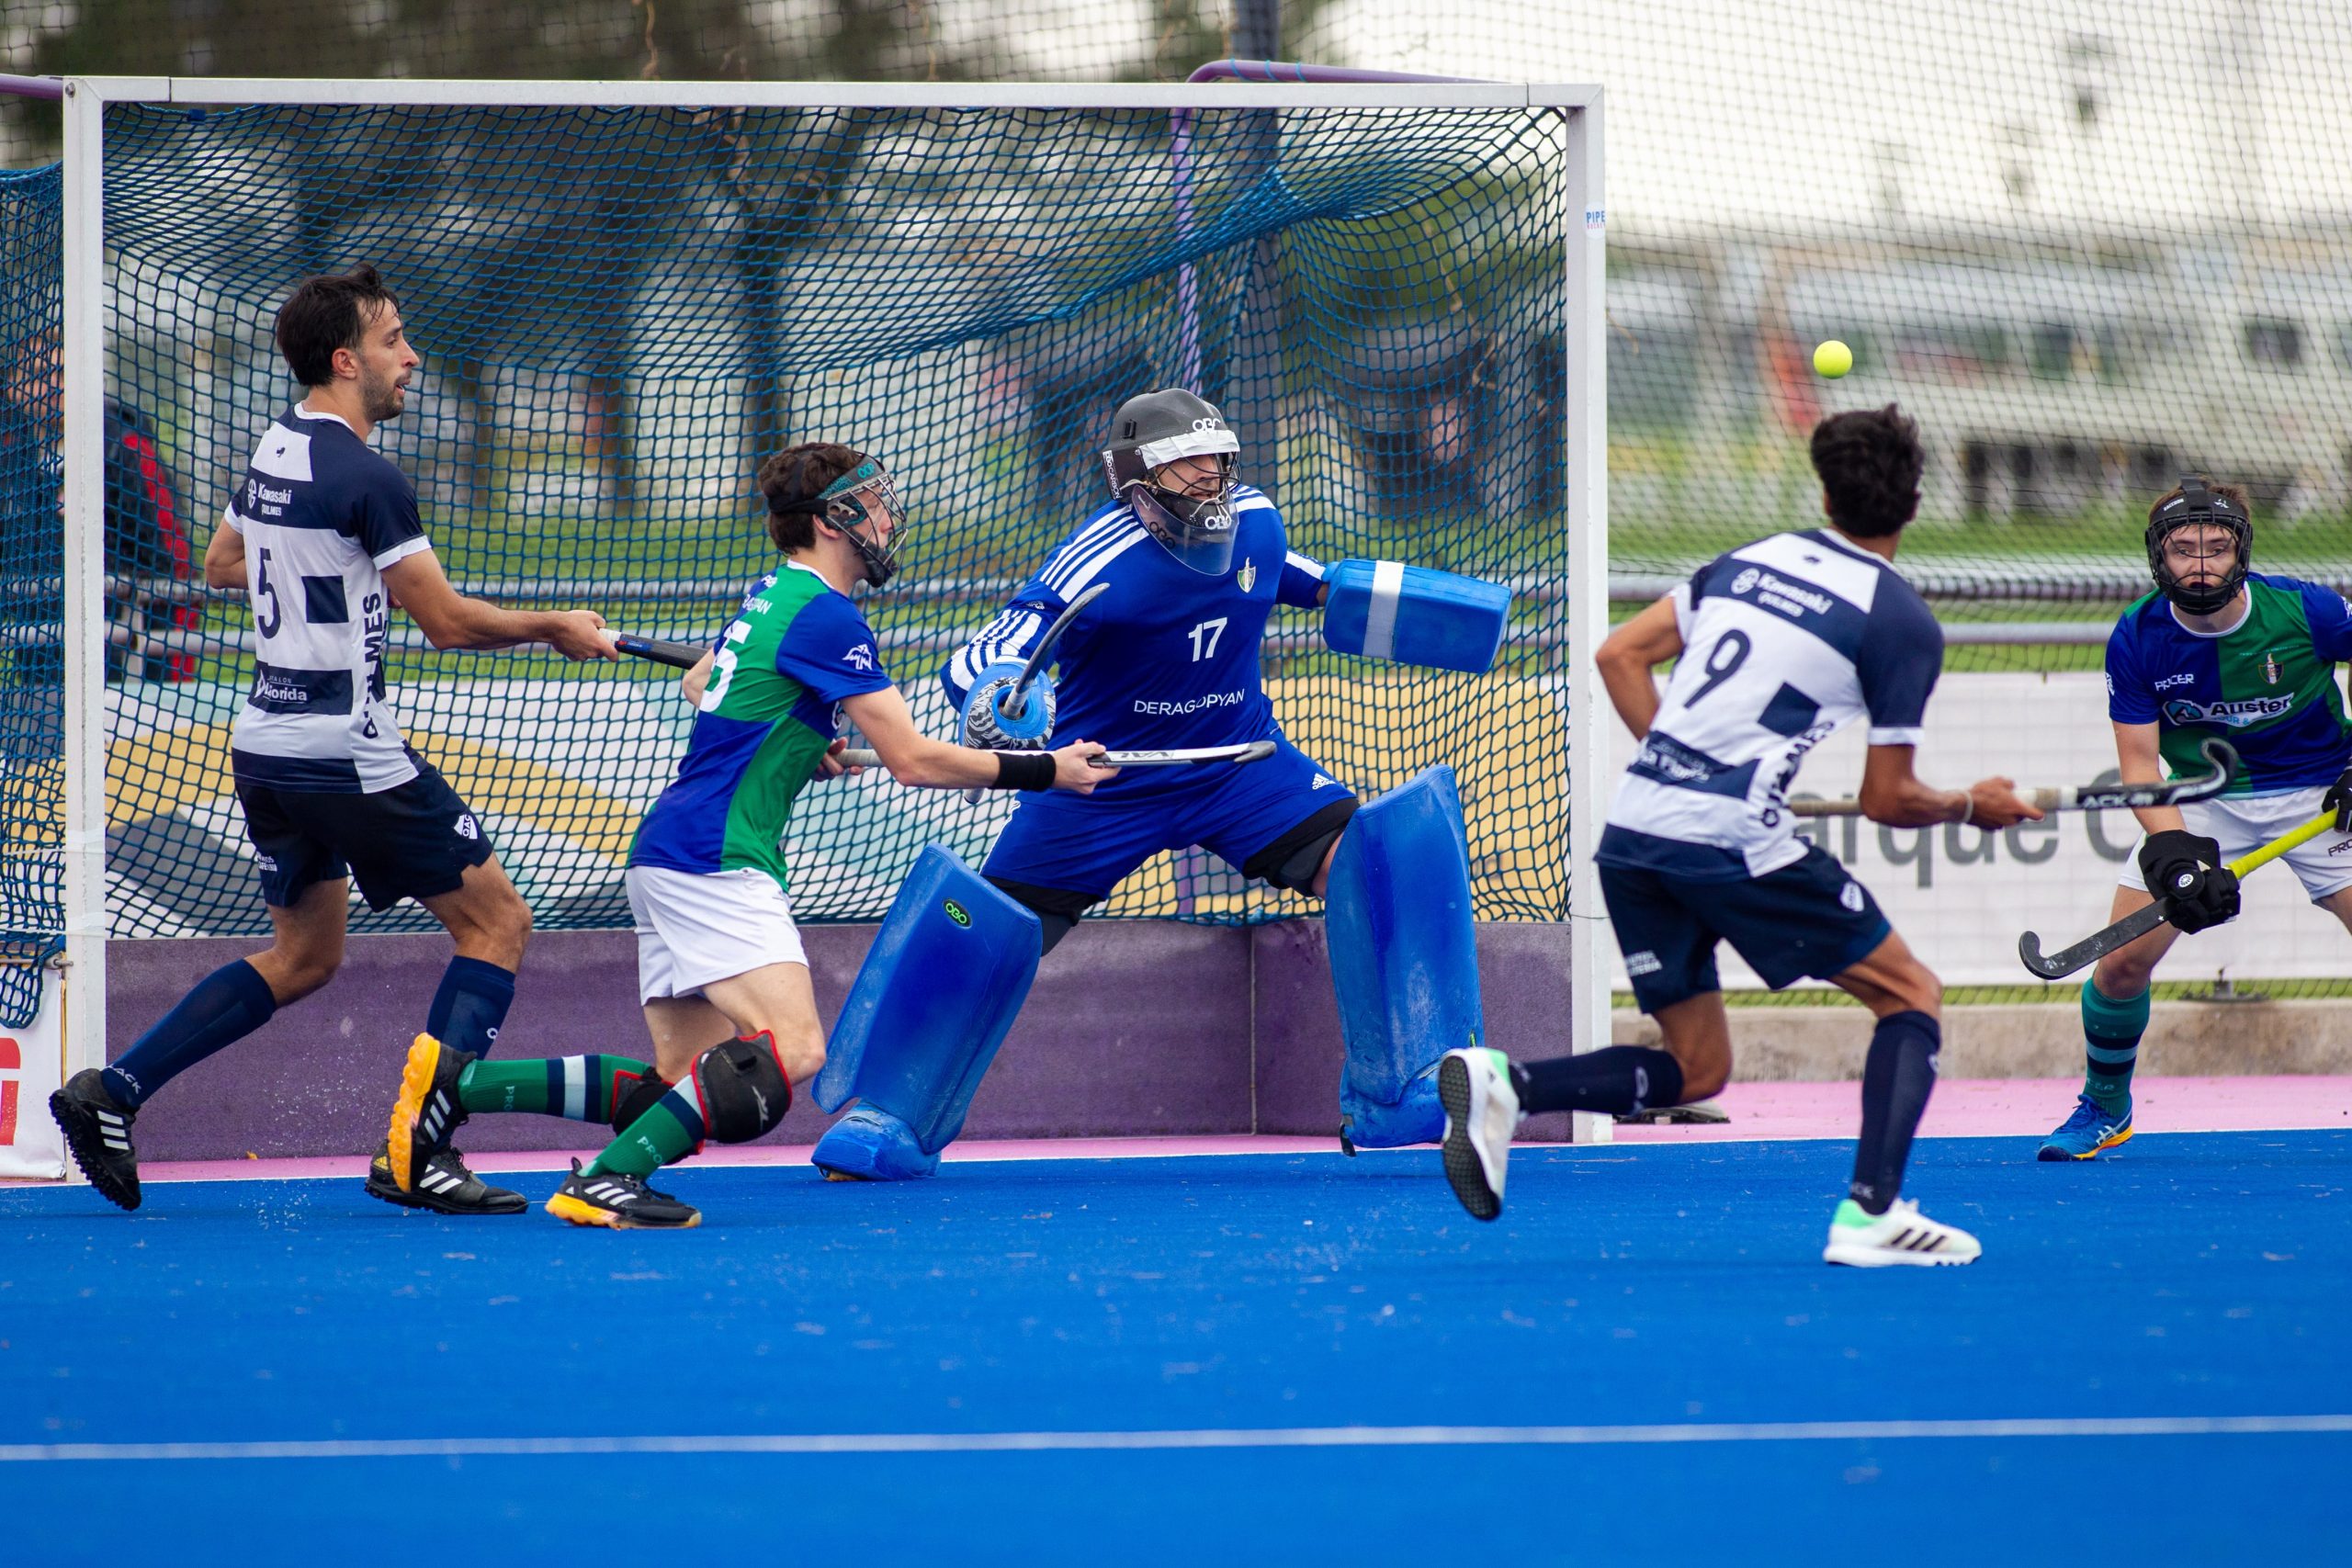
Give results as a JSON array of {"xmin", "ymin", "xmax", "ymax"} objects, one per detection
[{"xmin": 52, "ymin": 75, "xmax": 1611, "ymax": 1147}]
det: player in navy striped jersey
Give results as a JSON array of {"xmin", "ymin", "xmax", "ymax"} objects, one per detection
[
  {"xmin": 48, "ymin": 265, "xmax": 618, "ymax": 1216},
  {"xmin": 1437, "ymin": 405, "xmax": 2042, "ymax": 1266}
]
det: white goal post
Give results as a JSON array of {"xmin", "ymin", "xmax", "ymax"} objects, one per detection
[{"xmin": 30, "ymin": 75, "xmax": 1610, "ymax": 1170}]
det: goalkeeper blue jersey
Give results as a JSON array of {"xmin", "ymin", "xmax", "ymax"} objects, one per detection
[{"xmin": 940, "ymin": 483, "xmax": 1326, "ymax": 792}]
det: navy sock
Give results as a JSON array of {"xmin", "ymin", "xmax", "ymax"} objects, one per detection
[
  {"xmin": 103, "ymin": 959, "xmax": 278, "ymax": 1108},
  {"xmin": 1849, "ymin": 1010, "xmax": 1940, "ymax": 1215},
  {"xmin": 1517, "ymin": 1045, "xmax": 1686, "ymax": 1117},
  {"xmin": 427, "ymin": 956, "xmax": 516, "ymax": 1060}
]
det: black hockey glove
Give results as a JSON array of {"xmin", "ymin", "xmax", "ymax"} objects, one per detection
[
  {"xmin": 2139, "ymin": 828, "xmax": 2241, "ymax": 935},
  {"xmin": 2326, "ymin": 766, "xmax": 2352, "ymax": 833}
]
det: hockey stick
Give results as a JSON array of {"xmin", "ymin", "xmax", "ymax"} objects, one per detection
[
  {"xmin": 605, "ymin": 637, "xmax": 1274, "ymax": 773},
  {"xmin": 1792, "ymin": 739, "xmax": 2238, "ymax": 818},
  {"xmin": 833, "ymin": 739, "xmax": 1277, "ymax": 771},
  {"xmin": 607, "ymin": 631, "xmax": 707, "ymax": 669},
  {"xmin": 2016, "ymin": 805, "xmax": 2337, "ymax": 979}
]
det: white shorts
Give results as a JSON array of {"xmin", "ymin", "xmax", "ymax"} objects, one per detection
[
  {"xmin": 2117, "ymin": 787, "xmax": 2352, "ymax": 903},
  {"xmin": 626, "ymin": 864, "xmax": 808, "ymax": 1003}
]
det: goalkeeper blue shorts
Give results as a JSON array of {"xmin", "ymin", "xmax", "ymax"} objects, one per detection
[
  {"xmin": 1600, "ymin": 841, "xmax": 1892, "ymax": 1012},
  {"xmin": 980, "ymin": 735, "xmax": 1358, "ymax": 901}
]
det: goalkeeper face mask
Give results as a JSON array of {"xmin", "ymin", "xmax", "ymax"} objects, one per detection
[
  {"xmin": 2145, "ymin": 477, "xmax": 2250, "ymax": 615},
  {"xmin": 818, "ymin": 461, "xmax": 906, "ymax": 588},
  {"xmin": 1102, "ymin": 388, "xmax": 1241, "ymax": 575}
]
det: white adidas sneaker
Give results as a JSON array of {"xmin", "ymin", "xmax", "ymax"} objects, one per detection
[
  {"xmin": 1822, "ymin": 1197, "xmax": 1982, "ymax": 1267},
  {"xmin": 1438, "ymin": 1047, "xmax": 1522, "ymax": 1222}
]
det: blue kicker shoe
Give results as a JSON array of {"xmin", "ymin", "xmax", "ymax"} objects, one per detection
[
  {"xmin": 2038, "ymin": 1094, "xmax": 2134, "ymax": 1162},
  {"xmin": 1340, "ymin": 1064, "xmax": 1446, "ymax": 1155},
  {"xmin": 810, "ymin": 1105, "xmax": 942, "ymax": 1181}
]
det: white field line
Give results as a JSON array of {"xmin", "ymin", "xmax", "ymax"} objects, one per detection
[{"xmin": 5, "ymin": 1415, "xmax": 2349, "ymax": 1463}]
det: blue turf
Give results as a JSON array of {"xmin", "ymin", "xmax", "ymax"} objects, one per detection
[{"xmin": 5, "ymin": 1131, "xmax": 2346, "ymax": 1562}]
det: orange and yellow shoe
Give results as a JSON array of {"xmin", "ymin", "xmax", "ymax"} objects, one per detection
[
  {"xmin": 2037, "ymin": 1094, "xmax": 2134, "ymax": 1161},
  {"xmin": 387, "ymin": 1032, "xmax": 469, "ymax": 1193}
]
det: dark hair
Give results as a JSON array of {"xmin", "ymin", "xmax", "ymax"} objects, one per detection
[
  {"xmin": 758, "ymin": 442, "xmax": 869, "ymax": 552},
  {"xmin": 2147, "ymin": 479, "xmax": 2251, "ymax": 524},
  {"xmin": 275, "ymin": 265, "xmax": 400, "ymax": 388},
  {"xmin": 1809, "ymin": 404, "xmax": 1923, "ymax": 538}
]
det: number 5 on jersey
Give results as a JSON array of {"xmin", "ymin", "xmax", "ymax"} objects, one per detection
[
  {"xmin": 1188, "ymin": 616, "xmax": 1227, "ymax": 661},
  {"xmin": 700, "ymin": 620, "xmax": 750, "ymax": 711}
]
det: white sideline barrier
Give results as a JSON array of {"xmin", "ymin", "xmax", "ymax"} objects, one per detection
[{"xmin": 1607, "ymin": 671, "xmax": 2352, "ymax": 989}]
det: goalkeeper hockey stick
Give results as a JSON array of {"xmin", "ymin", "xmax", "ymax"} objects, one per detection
[
  {"xmin": 2016, "ymin": 805, "xmax": 2336, "ymax": 979},
  {"xmin": 833, "ymin": 739, "xmax": 1278, "ymax": 771},
  {"xmin": 1791, "ymin": 739, "xmax": 2238, "ymax": 818},
  {"xmin": 606, "ymin": 635, "xmax": 1275, "ymax": 773}
]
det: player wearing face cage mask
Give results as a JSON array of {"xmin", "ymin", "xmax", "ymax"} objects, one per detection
[
  {"xmin": 799, "ymin": 388, "xmax": 1516, "ymax": 1181},
  {"xmin": 2035, "ymin": 476, "xmax": 2352, "ymax": 1161}
]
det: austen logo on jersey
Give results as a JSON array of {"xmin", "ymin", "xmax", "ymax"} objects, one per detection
[
  {"xmin": 2161, "ymin": 694, "xmax": 2294, "ymax": 728},
  {"xmin": 1236, "ymin": 559, "xmax": 1257, "ymax": 593}
]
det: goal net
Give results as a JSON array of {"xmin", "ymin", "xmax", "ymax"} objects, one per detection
[{"xmin": 11, "ymin": 81, "xmax": 1597, "ymax": 1021}]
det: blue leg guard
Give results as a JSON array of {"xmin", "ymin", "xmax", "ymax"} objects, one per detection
[
  {"xmin": 1325, "ymin": 765, "xmax": 1484, "ymax": 1151},
  {"xmin": 810, "ymin": 845, "xmax": 1040, "ymax": 1181}
]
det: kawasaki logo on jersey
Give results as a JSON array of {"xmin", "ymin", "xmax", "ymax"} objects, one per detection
[{"xmin": 2162, "ymin": 694, "xmax": 2296, "ymax": 728}]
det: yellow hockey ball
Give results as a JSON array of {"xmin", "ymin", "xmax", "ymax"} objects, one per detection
[{"xmin": 1813, "ymin": 339, "xmax": 1854, "ymax": 378}]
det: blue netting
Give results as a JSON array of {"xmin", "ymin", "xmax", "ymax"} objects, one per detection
[
  {"xmin": 90, "ymin": 101, "xmax": 1570, "ymax": 938},
  {"xmin": 0, "ymin": 162, "xmax": 62, "ymax": 1015}
]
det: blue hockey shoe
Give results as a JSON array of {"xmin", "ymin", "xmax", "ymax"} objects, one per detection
[
  {"xmin": 2037, "ymin": 1094, "xmax": 2134, "ymax": 1162},
  {"xmin": 811, "ymin": 1105, "xmax": 942, "ymax": 1181}
]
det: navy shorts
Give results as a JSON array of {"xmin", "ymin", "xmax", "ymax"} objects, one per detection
[
  {"xmin": 236, "ymin": 761, "xmax": 494, "ymax": 911},
  {"xmin": 1600, "ymin": 842, "xmax": 1892, "ymax": 1012},
  {"xmin": 982, "ymin": 736, "xmax": 1357, "ymax": 902}
]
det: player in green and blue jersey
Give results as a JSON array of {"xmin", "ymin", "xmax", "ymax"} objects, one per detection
[
  {"xmin": 390, "ymin": 443, "xmax": 1111, "ymax": 1229},
  {"xmin": 2040, "ymin": 477, "xmax": 2352, "ymax": 1159}
]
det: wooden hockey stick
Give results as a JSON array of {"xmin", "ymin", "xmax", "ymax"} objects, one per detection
[
  {"xmin": 2016, "ymin": 805, "xmax": 2336, "ymax": 979},
  {"xmin": 1791, "ymin": 739, "xmax": 2238, "ymax": 818}
]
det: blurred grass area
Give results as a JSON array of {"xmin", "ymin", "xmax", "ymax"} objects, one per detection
[{"xmin": 1614, "ymin": 979, "xmax": 2352, "ymax": 1009}]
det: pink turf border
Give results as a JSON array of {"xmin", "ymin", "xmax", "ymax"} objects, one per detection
[{"xmin": 73, "ymin": 1074, "xmax": 2346, "ymax": 1187}]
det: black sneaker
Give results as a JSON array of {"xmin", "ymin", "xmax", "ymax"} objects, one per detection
[
  {"xmin": 386, "ymin": 1033, "xmax": 473, "ymax": 1195},
  {"xmin": 545, "ymin": 1159, "xmax": 701, "ymax": 1230},
  {"xmin": 50, "ymin": 1068, "xmax": 141, "ymax": 1211},
  {"xmin": 364, "ymin": 1140, "xmax": 527, "ymax": 1215}
]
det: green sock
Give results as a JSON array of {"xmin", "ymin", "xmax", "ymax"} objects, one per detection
[
  {"xmin": 2080, "ymin": 979, "xmax": 2149, "ymax": 1116},
  {"xmin": 457, "ymin": 1055, "xmax": 653, "ymax": 1122},
  {"xmin": 582, "ymin": 1087, "xmax": 704, "ymax": 1179}
]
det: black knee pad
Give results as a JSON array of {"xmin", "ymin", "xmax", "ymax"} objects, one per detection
[
  {"xmin": 985, "ymin": 876, "xmax": 1098, "ymax": 957},
  {"xmin": 1243, "ymin": 796, "xmax": 1360, "ymax": 891},
  {"xmin": 692, "ymin": 1032, "xmax": 793, "ymax": 1143},
  {"xmin": 610, "ymin": 1068, "xmax": 673, "ymax": 1134}
]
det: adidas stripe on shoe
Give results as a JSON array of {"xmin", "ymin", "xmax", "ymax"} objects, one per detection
[
  {"xmin": 364, "ymin": 1142, "xmax": 526, "ymax": 1216},
  {"xmin": 545, "ymin": 1159, "xmax": 701, "ymax": 1230},
  {"xmin": 387, "ymin": 1033, "xmax": 472, "ymax": 1193},
  {"xmin": 1823, "ymin": 1197, "xmax": 1981, "ymax": 1268},
  {"xmin": 50, "ymin": 1068, "xmax": 142, "ymax": 1212}
]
